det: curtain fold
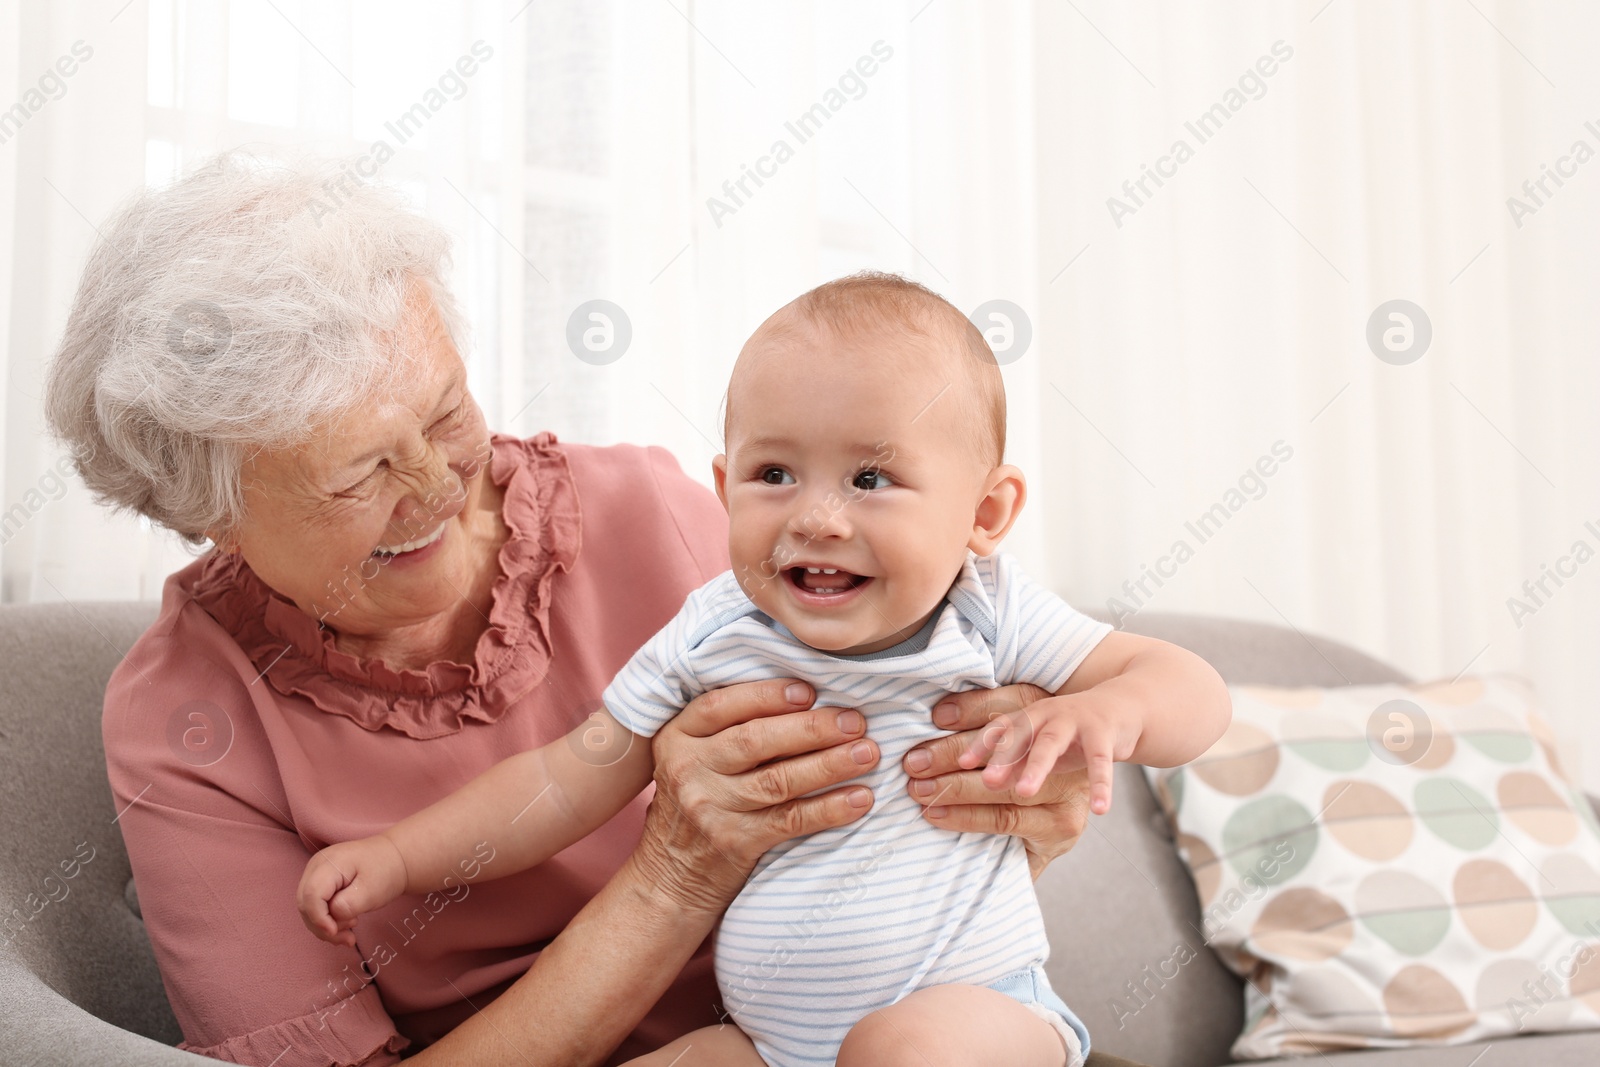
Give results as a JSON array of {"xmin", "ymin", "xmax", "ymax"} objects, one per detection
[{"xmin": 4, "ymin": 0, "xmax": 159, "ymax": 601}]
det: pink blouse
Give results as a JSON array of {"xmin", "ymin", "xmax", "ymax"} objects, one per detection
[{"xmin": 103, "ymin": 432, "xmax": 731, "ymax": 1066}]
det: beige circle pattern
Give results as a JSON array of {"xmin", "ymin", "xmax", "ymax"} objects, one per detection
[
  {"xmin": 1324, "ymin": 780, "xmax": 1412, "ymax": 861},
  {"xmin": 1382, "ymin": 964, "xmax": 1475, "ymax": 1039},
  {"xmin": 1452, "ymin": 859, "xmax": 1537, "ymax": 951},
  {"xmin": 1474, "ymin": 958, "xmax": 1573, "ymax": 1028},
  {"xmin": 1193, "ymin": 719, "xmax": 1279, "ymax": 796},
  {"xmin": 1251, "ymin": 887, "xmax": 1354, "ymax": 961},
  {"xmin": 1498, "ymin": 771, "xmax": 1578, "ymax": 846},
  {"xmin": 1178, "ymin": 832, "xmax": 1220, "ymax": 909},
  {"xmin": 1569, "ymin": 943, "xmax": 1600, "ymax": 1013},
  {"xmin": 1150, "ymin": 676, "xmax": 1600, "ymax": 1058}
]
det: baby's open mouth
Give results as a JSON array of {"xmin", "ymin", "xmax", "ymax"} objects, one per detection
[{"xmin": 787, "ymin": 566, "xmax": 871, "ymax": 595}]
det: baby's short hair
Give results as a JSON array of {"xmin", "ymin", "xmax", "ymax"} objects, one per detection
[{"xmin": 733, "ymin": 271, "xmax": 1006, "ymax": 467}]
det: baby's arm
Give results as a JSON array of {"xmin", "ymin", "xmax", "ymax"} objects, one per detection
[
  {"xmin": 967, "ymin": 630, "xmax": 1230, "ymax": 813},
  {"xmin": 296, "ymin": 710, "xmax": 652, "ymax": 946}
]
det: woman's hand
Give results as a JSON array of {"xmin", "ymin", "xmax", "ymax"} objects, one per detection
[
  {"xmin": 637, "ymin": 679, "xmax": 879, "ymax": 912},
  {"xmin": 902, "ymin": 684, "xmax": 1093, "ymax": 880}
]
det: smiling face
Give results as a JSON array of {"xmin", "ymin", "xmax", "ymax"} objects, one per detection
[
  {"xmin": 715, "ymin": 307, "xmax": 1023, "ymax": 655},
  {"xmin": 223, "ymin": 288, "xmax": 503, "ymax": 642}
]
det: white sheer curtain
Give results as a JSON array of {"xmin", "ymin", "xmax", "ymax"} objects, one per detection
[
  {"xmin": 1028, "ymin": 0, "xmax": 1600, "ymax": 791},
  {"xmin": 1, "ymin": 0, "xmax": 1596, "ymax": 790},
  {"xmin": 0, "ymin": 0, "xmax": 1044, "ymax": 591}
]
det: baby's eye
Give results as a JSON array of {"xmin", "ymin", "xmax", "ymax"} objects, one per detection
[
  {"xmin": 758, "ymin": 466, "xmax": 795, "ymax": 486},
  {"xmin": 852, "ymin": 468, "xmax": 893, "ymax": 492}
]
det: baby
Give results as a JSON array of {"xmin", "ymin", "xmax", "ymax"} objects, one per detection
[{"xmin": 297, "ymin": 273, "xmax": 1230, "ymax": 1067}]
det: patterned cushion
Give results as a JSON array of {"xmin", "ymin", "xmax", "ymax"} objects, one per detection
[{"xmin": 1145, "ymin": 676, "xmax": 1600, "ymax": 1059}]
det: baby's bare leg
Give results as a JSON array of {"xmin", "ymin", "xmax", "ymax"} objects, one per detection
[
  {"xmin": 618, "ymin": 1023, "xmax": 767, "ymax": 1067},
  {"xmin": 837, "ymin": 984, "xmax": 1069, "ymax": 1067}
]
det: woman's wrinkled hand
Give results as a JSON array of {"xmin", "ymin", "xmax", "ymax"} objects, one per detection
[
  {"xmin": 902, "ymin": 684, "xmax": 1094, "ymax": 880},
  {"xmin": 636, "ymin": 679, "xmax": 879, "ymax": 912}
]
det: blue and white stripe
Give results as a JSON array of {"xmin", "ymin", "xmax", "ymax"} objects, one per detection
[{"xmin": 603, "ymin": 551, "xmax": 1110, "ymax": 1067}]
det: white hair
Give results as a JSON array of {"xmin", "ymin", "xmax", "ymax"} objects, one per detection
[{"xmin": 43, "ymin": 150, "xmax": 468, "ymax": 544}]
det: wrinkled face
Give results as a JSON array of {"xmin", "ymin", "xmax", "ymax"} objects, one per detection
[
  {"xmin": 715, "ymin": 321, "xmax": 993, "ymax": 655},
  {"xmin": 227, "ymin": 291, "xmax": 496, "ymax": 635}
]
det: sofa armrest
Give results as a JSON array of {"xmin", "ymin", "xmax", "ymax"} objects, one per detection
[{"xmin": 0, "ymin": 957, "xmax": 210, "ymax": 1066}]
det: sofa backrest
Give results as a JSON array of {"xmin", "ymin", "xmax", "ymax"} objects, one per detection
[
  {"xmin": 1037, "ymin": 611, "xmax": 1410, "ymax": 1067},
  {"xmin": 0, "ymin": 599, "xmax": 1414, "ymax": 1064},
  {"xmin": 0, "ymin": 600, "xmax": 177, "ymax": 1043}
]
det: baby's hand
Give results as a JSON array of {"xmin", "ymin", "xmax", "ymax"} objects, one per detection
[
  {"xmin": 957, "ymin": 693, "xmax": 1139, "ymax": 813},
  {"xmin": 296, "ymin": 835, "xmax": 409, "ymax": 947}
]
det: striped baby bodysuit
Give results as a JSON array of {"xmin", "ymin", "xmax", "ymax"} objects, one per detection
[{"xmin": 603, "ymin": 550, "xmax": 1111, "ymax": 1067}]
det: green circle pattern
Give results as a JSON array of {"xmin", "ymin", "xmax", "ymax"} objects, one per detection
[
  {"xmin": 1462, "ymin": 730, "xmax": 1534, "ymax": 763},
  {"xmin": 1413, "ymin": 778, "xmax": 1498, "ymax": 850},
  {"xmin": 1287, "ymin": 737, "xmax": 1371, "ymax": 773},
  {"xmin": 1221, "ymin": 795, "xmax": 1318, "ymax": 885},
  {"xmin": 1167, "ymin": 767, "xmax": 1187, "ymax": 817}
]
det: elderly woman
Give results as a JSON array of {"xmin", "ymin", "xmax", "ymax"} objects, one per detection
[{"xmin": 43, "ymin": 154, "xmax": 1121, "ymax": 1067}]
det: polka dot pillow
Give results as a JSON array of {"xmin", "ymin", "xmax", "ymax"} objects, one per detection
[{"xmin": 1145, "ymin": 676, "xmax": 1600, "ymax": 1059}]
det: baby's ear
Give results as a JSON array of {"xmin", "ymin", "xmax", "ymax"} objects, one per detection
[
  {"xmin": 712, "ymin": 455, "xmax": 731, "ymax": 512},
  {"xmin": 968, "ymin": 465, "xmax": 1026, "ymax": 556}
]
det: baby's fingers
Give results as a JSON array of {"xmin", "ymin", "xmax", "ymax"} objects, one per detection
[
  {"xmin": 327, "ymin": 879, "xmax": 388, "ymax": 932},
  {"xmin": 1016, "ymin": 724, "xmax": 1074, "ymax": 798},
  {"xmin": 325, "ymin": 914, "xmax": 359, "ymax": 949},
  {"xmin": 296, "ymin": 886, "xmax": 343, "ymax": 943},
  {"xmin": 1079, "ymin": 727, "xmax": 1117, "ymax": 814},
  {"xmin": 296, "ymin": 852, "xmax": 357, "ymax": 941},
  {"xmin": 958, "ymin": 720, "xmax": 1006, "ymax": 770},
  {"xmin": 306, "ymin": 892, "xmax": 362, "ymax": 949},
  {"xmin": 971, "ymin": 712, "xmax": 1036, "ymax": 787}
]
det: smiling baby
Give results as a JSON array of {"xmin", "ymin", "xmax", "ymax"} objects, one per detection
[{"xmin": 296, "ymin": 272, "xmax": 1231, "ymax": 1067}]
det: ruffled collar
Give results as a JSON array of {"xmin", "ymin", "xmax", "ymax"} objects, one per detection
[{"xmin": 187, "ymin": 432, "xmax": 582, "ymax": 739}]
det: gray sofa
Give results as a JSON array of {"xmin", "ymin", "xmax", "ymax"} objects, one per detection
[{"xmin": 1, "ymin": 601, "xmax": 1596, "ymax": 1066}]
